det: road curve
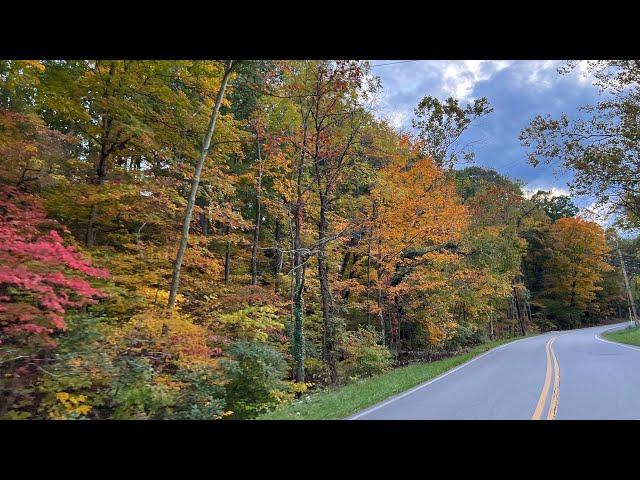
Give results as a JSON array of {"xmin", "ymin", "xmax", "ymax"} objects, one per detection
[{"xmin": 349, "ymin": 322, "xmax": 640, "ymax": 420}]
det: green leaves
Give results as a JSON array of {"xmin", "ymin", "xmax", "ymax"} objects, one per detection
[{"xmin": 413, "ymin": 95, "xmax": 493, "ymax": 167}]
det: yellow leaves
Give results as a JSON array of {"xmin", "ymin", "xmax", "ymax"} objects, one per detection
[
  {"xmin": 269, "ymin": 381, "xmax": 314, "ymax": 406},
  {"xmin": 288, "ymin": 381, "xmax": 314, "ymax": 394},
  {"xmin": 21, "ymin": 60, "xmax": 46, "ymax": 72},
  {"xmin": 154, "ymin": 374, "xmax": 185, "ymax": 393},
  {"xmin": 545, "ymin": 217, "xmax": 613, "ymax": 309},
  {"xmin": 215, "ymin": 306, "xmax": 285, "ymax": 342},
  {"xmin": 424, "ymin": 320, "xmax": 457, "ymax": 345},
  {"xmin": 56, "ymin": 392, "xmax": 70, "ymax": 402},
  {"xmin": 138, "ymin": 286, "xmax": 184, "ymax": 307},
  {"xmin": 68, "ymin": 357, "xmax": 83, "ymax": 368},
  {"xmin": 109, "ymin": 309, "xmax": 218, "ymax": 370},
  {"xmin": 49, "ymin": 392, "xmax": 92, "ymax": 419},
  {"xmin": 371, "ymin": 151, "xmax": 468, "ymax": 270}
]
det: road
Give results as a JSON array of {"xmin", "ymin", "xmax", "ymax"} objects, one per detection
[{"xmin": 349, "ymin": 322, "xmax": 640, "ymax": 420}]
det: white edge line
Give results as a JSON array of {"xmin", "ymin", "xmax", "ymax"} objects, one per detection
[
  {"xmin": 595, "ymin": 323, "xmax": 640, "ymax": 353},
  {"xmin": 346, "ymin": 334, "xmax": 542, "ymax": 420}
]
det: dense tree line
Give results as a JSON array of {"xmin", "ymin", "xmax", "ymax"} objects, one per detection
[{"xmin": 0, "ymin": 60, "xmax": 635, "ymax": 419}]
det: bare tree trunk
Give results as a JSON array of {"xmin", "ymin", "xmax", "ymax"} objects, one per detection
[
  {"xmin": 250, "ymin": 141, "xmax": 263, "ymax": 286},
  {"xmin": 85, "ymin": 137, "xmax": 110, "ymax": 248},
  {"xmin": 339, "ymin": 252, "xmax": 351, "ymax": 282},
  {"xmin": 274, "ymin": 218, "xmax": 283, "ymax": 294},
  {"xmin": 85, "ymin": 204, "xmax": 99, "ymax": 248},
  {"xmin": 512, "ymin": 282, "xmax": 526, "ymax": 336},
  {"xmin": 292, "ymin": 190, "xmax": 305, "ymax": 383},
  {"xmin": 168, "ymin": 60, "xmax": 234, "ymax": 310},
  {"xmin": 224, "ymin": 224, "xmax": 232, "ymax": 284},
  {"xmin": 377, "ymin": 270, "xmax": 386, "ymax": 345},
  {"xmin": 366, "ymin": 228, "xmax": 372, "ymax": 323},
  {"xmin": 341, "ymin": 253, "xmax": 359, "ymax": 301},
  {"xmin": 318, "ymin": 196, "xmax": 337, "ymax": 384},
  {"xmin": 198, "ymin": 192, "xmax": 210, "ymax": 236},
  {"xmin": 292, "ymin": 121, "xmax": 308, "ymax": 383},
  {"xmin": 489, "ymin": 312, "xmax": 494, "ymax": 340}
]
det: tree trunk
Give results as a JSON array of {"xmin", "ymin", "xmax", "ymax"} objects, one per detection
[
  {"xmin": 292, "ymin": 121, "xmax": 308, "ymax": 383},
  {"xmin": 318, "ymin": 196, "xmax": 337, "ymax": 384},
  {"xmin": 250, "ymin": 141, "xmax": 263, "ymax": 286},
  {"xmin": 85, "ymin": 204, "xmax": 99, "ymax": 248},
  {"xmin": 339, "ymin": 252, "xmax": 351, "ymax": 282},
  {"xmin": 85, "ymin": 139, "xmax": 110, "ymax": 248},
  {"xmin": 292, "ymin": 259, "xmax": 305, "ymax": 383},
  {"xmin": 342, "ymin": 253, "xmax": 359, "ymax": 301},
  {"xmin": 377, "ymin": 271, "xmax": 386, "ymax": 345},
  {"xmin": 274, "ymin": 218, "xmax": 283, "ymax": 294},
  {"xmin": 512, "ymin": 283, "xmax": 526, "ymax": 336},
  {"xmin": 224, "ymin": 224, "xmax": 231, "ymax": 284},
  {"xmin": 489, "ymin": 312, "xmax": 494, "ymax": 340},
  {"xmin": 198, "ymin": 193, "xmax": 210, "ymax": 236},
  {"xmin": 168, "ymin": 60, "xmax": 234, "ymax": 310}
]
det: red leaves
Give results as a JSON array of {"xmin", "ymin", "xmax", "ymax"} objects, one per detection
[{"xmin": 0, "ymin": 186, "xmax": 108, "ymax": 346}]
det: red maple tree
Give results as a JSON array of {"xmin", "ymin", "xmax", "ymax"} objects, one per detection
[{"xmin": 0, "ymin": 186, "xmax": 108, "ymax": 348}]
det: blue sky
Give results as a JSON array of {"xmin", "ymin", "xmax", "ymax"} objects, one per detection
[{"xmin": 369, "ymin": 60, "xmax": 606, "ymax": 216}]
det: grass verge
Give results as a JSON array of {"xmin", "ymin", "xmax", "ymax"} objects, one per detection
[
  {"xmin": 603, "ymin": 326, "xmax": 640, "ymax": 347},
  {"xmin": 259, "ymin": 336, "xmax": 525, "ymax": 420}
]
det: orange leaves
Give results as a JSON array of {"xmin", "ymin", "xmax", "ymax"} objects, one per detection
[
  {"xmin": 110, "ymin": 309, "xmax": 218, "ymax": 371},
  {"xmin": 370, "ymin": 150, "xmax": 468, "ymax": 277},
  {"xmin": 424, "ymin": 321, "xmax": 455, "ymax": 346},
  {"xmin": 545, "ymin": 216, "xmax": 613, "ymax": 309}
]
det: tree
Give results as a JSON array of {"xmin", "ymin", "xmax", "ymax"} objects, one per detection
[
  {"xmin": 530, "ymin": 191, "xmax": 579, "ymax": 222},
  {"xmin": 367, "ymin": 137, "xmax": 468, "ymax": 349},
  {"xmin": 413, "ymin": 96, "xmax": 493, "ymax": 168},
  {"xmin": 300, "ymin": 60, "xmax": 375, "ymax": 383},
  {"xmin": 542, "ymin": 217, "xmax": 613, "ymax": 328},
  {"xmin": 0, "ymin": 186, "xmax": 107, "ymax": 417},
  {"xmin": 454, "ymin": 167, "xmax": 530, "ymax": 337},
  {"xmin": 521, "ymin": 61, "xmax": 640, "ymax": 229},
  {"xmin": 168, "ymin": 60, "xmax": 236, "ymax": 310}
]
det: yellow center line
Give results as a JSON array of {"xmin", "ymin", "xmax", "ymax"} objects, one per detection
[
  {"xmin": 547, "ymin": 338, "xmax": 560, "ymax": 420},
  {"xmin": 531, "ymin": 336, "xmax": 555, "ymax": 420}
]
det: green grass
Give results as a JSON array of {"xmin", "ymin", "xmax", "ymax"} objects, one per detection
[
  {"xmin": 603, "ymin": 326, "xmax": 640, "ymax": 347},
  {"xmin": 259, "ymin": 336, "xmax": 525, "ymax": 420}
]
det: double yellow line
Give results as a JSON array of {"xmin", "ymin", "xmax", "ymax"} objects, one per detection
[{"xmin": 531, "ymin": 335, "xmax": 561, "ymax": 420}]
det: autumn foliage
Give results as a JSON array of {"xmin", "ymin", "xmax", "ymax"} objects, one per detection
[
  {"xmin": 0, "ymin": 186, "xmax": 107, "ymax": 344},
  {"xmin": 0, "ymin": 60, "xmax": 629, "ymax": 420}
]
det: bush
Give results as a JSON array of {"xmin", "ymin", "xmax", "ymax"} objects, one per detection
[
  {"xmin": 172, "ymin": 366, "xmax": 227, "ymax": 420},
  {"xmin": 304, "ymin": 356, "xmax": 331, "ymax": 386},
  {"xmin": 441, "ymin": 322, "xmax": 487, "ymax": 351},
  {"xmin": 221, "ymin": 340, "xmax": 288, "ymax": 419},
  {"xmin": 338, "ymin": 327, "xmax": 393, "ymax": 382}
]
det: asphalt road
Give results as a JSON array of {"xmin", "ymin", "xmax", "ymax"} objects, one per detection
[{"xmin": 349, "ymin": 322, "xmax": 640, "ymax": 420}]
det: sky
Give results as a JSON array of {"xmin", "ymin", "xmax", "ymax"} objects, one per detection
[{"xmin": 369, "ymin": 60, "xmax": 608, "ymax": 220}]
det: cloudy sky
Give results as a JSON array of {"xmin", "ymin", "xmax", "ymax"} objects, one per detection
[{"xmin": 369, "ymin": 60, "xmax": 605, "ymax": 216}]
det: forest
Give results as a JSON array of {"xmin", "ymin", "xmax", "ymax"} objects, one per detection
[{"xmin": 1, "ymin": 59, "xmax": 639, "ymax": 420}]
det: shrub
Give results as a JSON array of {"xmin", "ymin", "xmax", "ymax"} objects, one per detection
[
  {"xmin": 172, "ymin": 366, "xmax": 228, "ymax": 420},
  {"xmin": 221, "ymin": 340, "xmax": 288, "ymax": 419},
  {"xmin": 304, "ymin": 356, "xmax": 331, "ymax": 386},
  {"xmin": 441, "ymin": 322, "xmax": 487, "ymax": 351},
  {"xmin": 338, "ymin": 327, "xmax": 393, "ymax": 382}
]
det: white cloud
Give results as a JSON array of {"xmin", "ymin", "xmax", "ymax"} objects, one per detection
[
  {"xmin": 508, "ymin": 60, "xmax": 599, "ymax": 92},
  {"xmin": 523, "ymin": 186, "xmax": 571, "ymax": 199},
  {"xmin": 578, "ymin": 200, "xmax": 615, "ymax": 227},
  {"xmin": 385, "ymin": 110, "xmax": 408, "ymax": 130},
  {"xmin": 370, "ymin": 60, "xmax": 515, "ymax": 130},
  {"xmin": 424, "ymin": 60, "xmax": 513, "ymax": 101}
]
